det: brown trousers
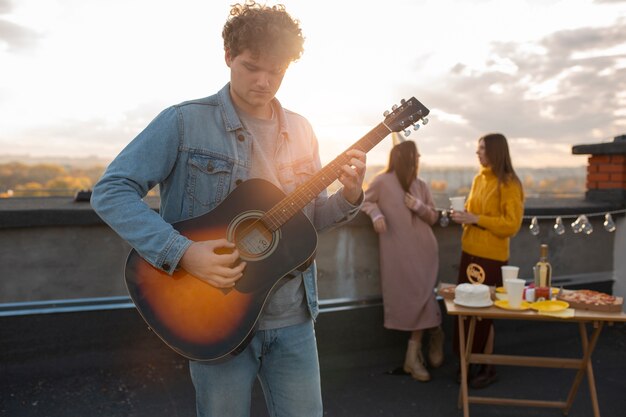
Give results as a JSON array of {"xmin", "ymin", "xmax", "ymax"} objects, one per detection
[{"xmin": 453, "ymin": 251, "xmax": 507, "ymax": 355}]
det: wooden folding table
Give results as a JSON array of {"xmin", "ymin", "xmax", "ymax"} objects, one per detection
[{"xmin": 444, "ymin": 298, "xmax": 626, "ymax": 417}]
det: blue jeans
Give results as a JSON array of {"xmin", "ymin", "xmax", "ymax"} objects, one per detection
[{"xmin": 189, "ymin": 320, "xmax": 322, "ymax": 417}]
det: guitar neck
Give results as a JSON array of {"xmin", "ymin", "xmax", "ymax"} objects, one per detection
[{"xmin": 262, "ymin": 122, "xmax": 391, "ymax": 231}]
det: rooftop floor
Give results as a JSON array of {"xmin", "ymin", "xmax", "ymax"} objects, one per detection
[{"xmin": 2, "ymin": 302, "xmax": 625, "ymax": 417}]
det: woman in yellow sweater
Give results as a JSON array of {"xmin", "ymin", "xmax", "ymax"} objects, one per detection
[{"xmin": 450, "ymin": 133, "xmax": 524, "ymax": 388}]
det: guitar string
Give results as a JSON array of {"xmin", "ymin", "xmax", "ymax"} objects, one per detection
[
  {"xmin": 237, "ymin": 101, "xmax": 426, "ymax": 241},
  {"xmin": 263, "ymin": 123, "xmax": 391, "ymax": 231},
  {"xmin": 271, "ymin": 111, "xmax": 418, "ymax": 224},
  {"xmin": 268, "ymin": 123, "xmax": 392, "ymax": 227},
  {"xmin": 266, "ymin": 132, "xmax": 377, "ymax": 226},
  {"xmin": 263, "ymin": 113, "xmax": 425, "ymax": 229},
  {"xmin": 234, "ymin": 122, "xmax": 391, "ymax": 252}
]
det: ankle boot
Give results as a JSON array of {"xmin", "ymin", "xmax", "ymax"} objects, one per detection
[
  {"xmin": 403, "ymin": 340, "xmax": 418, "ymax": 374},
  {"xmin": 428, "ymin": 326, "xmax": 445, "ymax": 368},
  {"xmin": 470, "ymin": 365, "xmax": 497, "ymax": 389},
  {"xmin": 403, "ymin": 340, "xmax": 431, "ymax": 382}
]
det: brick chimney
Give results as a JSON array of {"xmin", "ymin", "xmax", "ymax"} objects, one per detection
[{"xmin": 572, "ymin": 134, "xmax": 626, "ymax": 203}]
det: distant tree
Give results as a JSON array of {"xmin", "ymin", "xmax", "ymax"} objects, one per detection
[
  {"xmin": 45, "ymin": 176, "xmax": 92, "ymax": 192},
  {"xmin": 15, "ymin": 182, "xmax": 47, "ymax": 197},
  {"xmin": 523, "ymin": 174, "xmax": 535, "ymax": 189},
  {"xmin": 456, "ymin": 186, "xmax": 471, "ymax": 196},
  {"xmin": 70, "ymin": 165, "xmax": 106, "ymax": 185},
  {"xmin": 0, "ymin": 162, "xmax": 102, "ymax": 196},
  {"xmin": 430, "ymin": 180, "xmax": 447, "ymax": 192},
  {"xmin": 29, "ymin": 164, "xmax": 68, "ymax": 185},
  {"xmin": 0, "ymin": 162, "xmax": 31, "ymax": 190}
]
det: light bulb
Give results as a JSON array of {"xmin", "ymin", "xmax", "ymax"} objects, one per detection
[
  {"xmin": 439, "ymin": 210, "xmax": 449, "ymax": 227},
  {"xmin": 571, "ymin": 216, "xmax": 584, "ymax": 234},
  {"xmin": 553, "ymin": 216, "xmax": 565, "ymax": 235},
  {"xmin": 603, "ymin": 213, "xmax": 616, "ymax": 232},
  {"xmin": 529, "ymin": 216, "xmax": 540, "ymax": 236},
  {"xmin": 581, "ymin": 215, "xmax": 593, "ymax": 235}
]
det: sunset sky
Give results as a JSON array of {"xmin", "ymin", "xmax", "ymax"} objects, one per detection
[{"xmin": 1, "ymin": 0, "xmax": 625, "ymax": 167}]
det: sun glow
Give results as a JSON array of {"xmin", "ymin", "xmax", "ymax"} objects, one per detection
[{"xmin": 1, "ymin": 0, "xmax": 624, "ymax": 167}]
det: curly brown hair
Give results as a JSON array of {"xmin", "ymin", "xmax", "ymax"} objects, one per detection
[{"xmin": 222, "ymin": 1, "xmax": 304, "ymax": 63}]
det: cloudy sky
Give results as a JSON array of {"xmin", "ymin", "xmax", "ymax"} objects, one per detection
[{"xmin": 1, "ymin": 0, "xmax": 625, "ymax": 167}]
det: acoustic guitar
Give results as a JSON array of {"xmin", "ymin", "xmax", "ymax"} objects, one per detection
[{"xmin": 125, "ymin": 97, "xmax": 430, "ymax": 361}]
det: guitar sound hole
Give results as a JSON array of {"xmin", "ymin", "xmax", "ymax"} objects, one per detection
[{"xmin": 231, "ymin": 215, "xmax": 277, "ymax": 261}]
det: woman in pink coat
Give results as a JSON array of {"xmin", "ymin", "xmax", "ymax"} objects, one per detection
[{"xmin": 362, "ymin": 139, "xmax": 444, "ymax": 382}]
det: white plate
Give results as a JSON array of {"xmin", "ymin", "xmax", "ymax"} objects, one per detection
[{"xmin": 453, "ymin": 298, "xmax": 494, "ymax": 308}]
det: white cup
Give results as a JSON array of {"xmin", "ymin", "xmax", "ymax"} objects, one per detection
[
  {"xmin": 501, "ymin": 266, "xmax": 519, "ymax": 281},
  {"xmin": 507, "ymin": 278, "xmax": 526, "ymax": 309},
  {"xmin": 501, "ymin": 266, "xmax": 519, "ymax": 294},
  {"xmin": 503, "ymin": 278, "xmax": 514, "ymax": 295},
  {"xmin": 449, "ymin": 196, "xmax": 466, "ymax": 211}
]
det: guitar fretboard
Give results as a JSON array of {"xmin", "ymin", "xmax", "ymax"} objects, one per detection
[{"xmin": 261, "ymin": 122, "xmax": 391, "ymax": 231}]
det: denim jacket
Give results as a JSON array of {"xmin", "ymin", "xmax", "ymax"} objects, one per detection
[{"xmin": 91, "ymin": 83, "xmax": 361, "ymax": 319}]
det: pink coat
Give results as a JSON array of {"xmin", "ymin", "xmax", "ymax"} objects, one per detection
[{"xmin": 362, "ymin": 172, "xmax": 441, "ymax": 331}]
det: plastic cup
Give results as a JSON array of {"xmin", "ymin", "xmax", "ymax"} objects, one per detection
[
  {"xmin": 449, "ymin": 196, "xmax": 466, "ymax": 211},
  {"xmin": 507, "ymin": 278, "xmax": 526, "ymax": 309},
  {"xmin": 503, "ymin": 278, "xmax": 513, "ymax": 295},
  {"xmin": 501, "ymin": 266, "xmax": 519, "ymax": 281},
  {"xmin": 501, "ymin": 266, "xmax": 519, "ymax": 294}
]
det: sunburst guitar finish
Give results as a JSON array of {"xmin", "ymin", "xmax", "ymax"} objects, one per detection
[{"xmin": 124, "ymin": 97, "xmax": 431, "ymax": 361}]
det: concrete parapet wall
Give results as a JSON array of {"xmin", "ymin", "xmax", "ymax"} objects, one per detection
[{"xmin": 0, "ymin": 203, "xmax": 622, "ymax": 304}]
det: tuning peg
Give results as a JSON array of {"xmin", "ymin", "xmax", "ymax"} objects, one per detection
[
  {"xmin": 392, "ymin": 104, "xmax": 398, "ymax": 111},
  {"xmin": 383, "ymin": 110, "xmax": 390, "ymax": 117},
  {"xmin": 421, "ymin": 117, "xmax": 429, "ymax": 125},
  {"xmin": 413, "ymin": 123, "xmax": 420, "ymax": 131},
  {"xmin": 401, "ymin": 98, "xmax": 406, "ymax": 104},
  {"xmin": 404, "ymin": 129, "xmax": 411, "ymax": 136}
]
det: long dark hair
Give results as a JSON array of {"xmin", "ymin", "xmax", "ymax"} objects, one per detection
[
  {"xmin": 481, "ymin": 133, "xmax": 522, "ymax": 194},
  {"xmin": 385, "ymin": 141, "xmax": 418, "ymax": 192}
]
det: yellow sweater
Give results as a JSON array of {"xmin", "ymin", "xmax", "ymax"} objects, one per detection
[{"xmin": 461, "ymin": 166, "xmax": 524, "ymax": 262}]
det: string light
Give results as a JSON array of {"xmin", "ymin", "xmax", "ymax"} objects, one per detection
[
  {"xmin": 520, "ymin": 208, "xmax": 626, "ymax": 220},
  {"xmin": 604, "ymin": 213, "xmax": 616, "ymax": 232},
  {"xmin": 529, "ymin": 216, "xmax": 540, "ymax": 236},
  {"xmin": 436, "ymin": 208, "xmax": 626, "ymax": 235},
  {"xmin": 553, "ymin": 216, "xmax": 566, "ymax": 235},
  {"xmin": 524, "ymin": 209, "xmax": 626, "ymax": 236},
  {"xmin": 581, "ymin": 215, "xmax": 593, "ymax": 235},
  {"xmin": 571, "ymin": 216, "xmax": 584, "ymax": 234}
]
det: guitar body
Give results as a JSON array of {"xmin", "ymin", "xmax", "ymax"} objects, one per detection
[
  {"xmin": 123, "ymin": 96, "xmax": 430, "ymax": 362},
  {"xmin": 125, "ymin": 178, "xmax": 318, "ymax": 361}
]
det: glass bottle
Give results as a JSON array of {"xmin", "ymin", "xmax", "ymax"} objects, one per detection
[{"xmin": 534, "ymin": 244, "xmax": 552, "ymax": 290}]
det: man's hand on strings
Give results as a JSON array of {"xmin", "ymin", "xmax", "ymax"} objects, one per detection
[
  {"xmin": 179, "ymin": 239, "xmax": 246, "ymax": 288},
  {"xmin": 339, "ymin": 149, "xmax": 367, "ymax": 204}
]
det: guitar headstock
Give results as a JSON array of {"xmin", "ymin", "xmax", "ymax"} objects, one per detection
[{"xmin": 383, "ymin": 97, "xmax": 430, "ymax": 136}]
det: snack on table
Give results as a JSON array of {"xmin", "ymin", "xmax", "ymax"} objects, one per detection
[
  {"xmin": 557, "ymin": 289, "xmax": 624, "ymax": 312},
  {"xmin": 437, "ymin": 284, "xmax": 457, "ymax": 299},
  {"xmin": 454, "ymin": 283, "xmax": 493, "ymax": 307}
]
